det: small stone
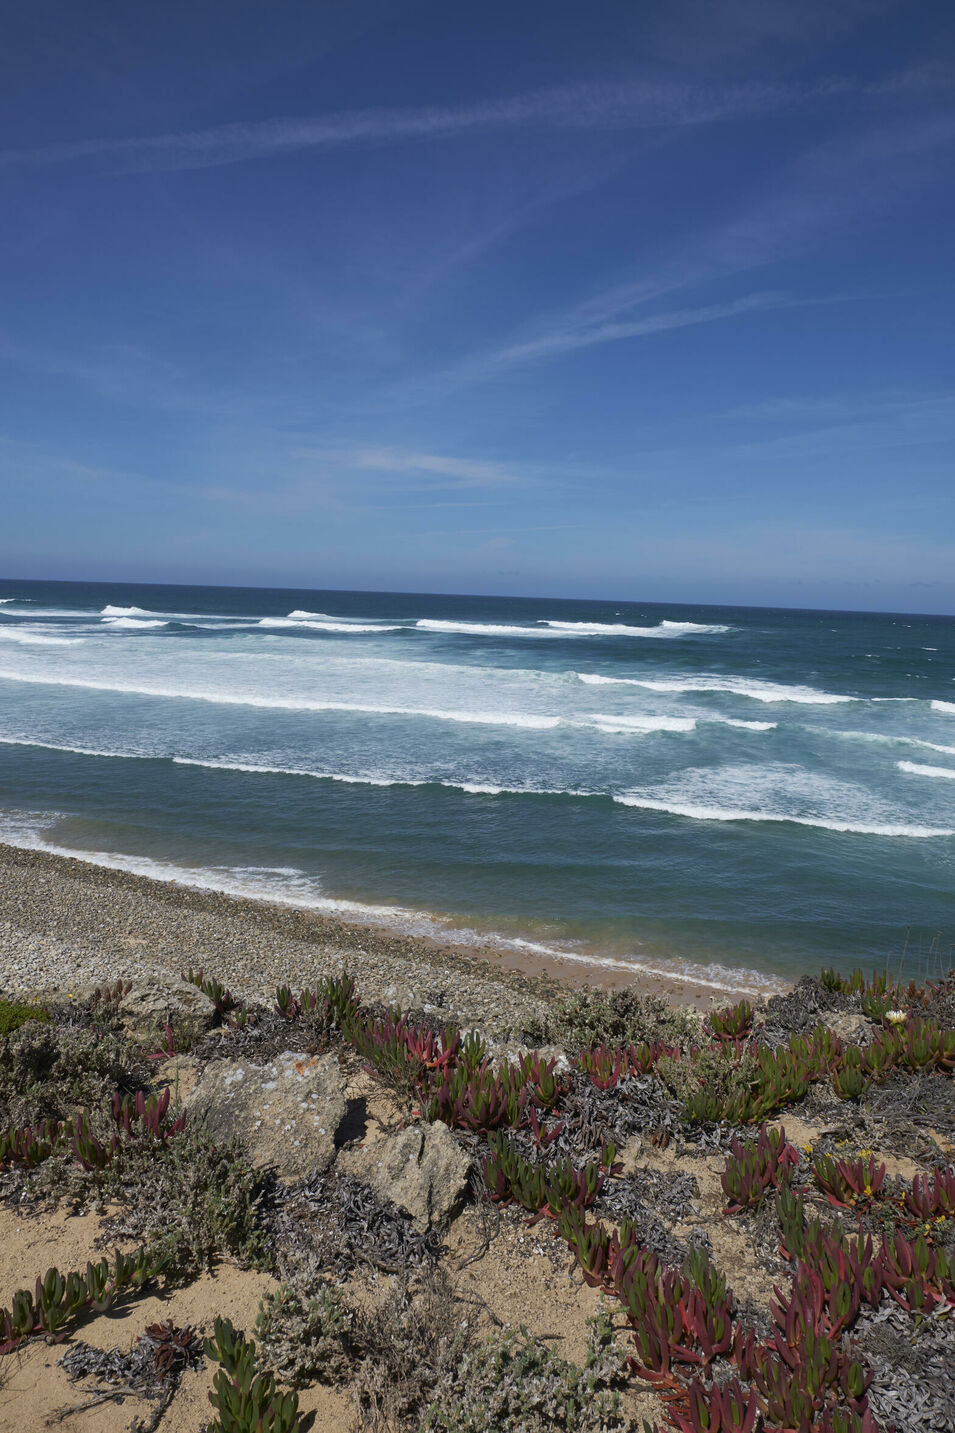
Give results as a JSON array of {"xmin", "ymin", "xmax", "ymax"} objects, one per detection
[{"xmin": 819, "ymin": 1011, "xmax": 872, "ymax": 1043}]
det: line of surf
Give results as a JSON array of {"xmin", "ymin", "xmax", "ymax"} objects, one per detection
[
  {"xmin": 613, "ymin": 792, "xmax": 953, "ymax": 837},
  {"xmin": 0, "ymin": 629, "xmax": 83, "ymax": 646},
  {"xmin": 416, "ymin": 618, "xmax": 731, "ymax": 639},
  {"xmin": 898, "ymin": 760, "xmax": 955, "ymax": 781},
  {"xmin": 577, "ymin": 672, "xmax": 855, "ymax": 704},
  {"xmin": 0, "ymin": 669, "xmax": 565, "ymax": 728},
  {"xmin": 0, "ymin": 735, "xmax": 595, "ymax": 797},
  {"xmin": 259, "ymin": 617, "xmax": 402, "ymax": 634},
  {"xmin": 544, "ymin": 619, "xmax": 731, "ymax": 636}
]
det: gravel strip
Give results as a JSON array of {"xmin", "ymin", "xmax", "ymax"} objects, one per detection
[{"xmin": 0, "ymin": 842, "xmax": 562, "ymax": 1033}]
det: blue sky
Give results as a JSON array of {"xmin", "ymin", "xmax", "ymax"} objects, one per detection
[{"xmin": 1, "ymin": 0, "xmax": 953, "ymax": 612}]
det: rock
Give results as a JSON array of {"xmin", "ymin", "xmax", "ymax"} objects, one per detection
[
  {"xmin": 819, "ymin": 1011, "xmax": 871, "ymax": 1044},
  {"xmin": 188, "ymin": 1051, "xmax": 346, "ymax": 1179},
  {"xmin": 339, "ymin": 1120, "xmax": 471, "ymax": 1231},
  {"xmin": 485, "ymin": 1039, "xmax": 572, "ymax": 1075},
  {"xmin": 118, "ymin": 977, "xmax": 217, "ymax": 1035}
]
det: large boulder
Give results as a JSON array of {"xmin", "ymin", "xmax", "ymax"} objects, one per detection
[
  {"xmin": 188, "ymin": 1051, "xmax": 346, "ymax": 1180},
  {"xmin": 339, "ymin": 1119, "xmax": 471, "ymax": 1232}
]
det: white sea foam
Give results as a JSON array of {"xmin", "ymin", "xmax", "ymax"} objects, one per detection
[
  {"xmin": 100, "ymin": 605, "xmax": 156, "ymax": 617},
  {"xmin": 258, "ymin": 617, "xmax": 401, "ymax": 634},
  {"xmin": 614, "ymin": 793, "xmax": 953, "ymax": 837},
  {"xmin": 173, "ymin": 757, "xmax": 420, "ymax": 786},
  {"xmin": 102, "ymin": 617, "xmax": 169, "ymax": 629},
  {"xmin": 0, "ymin": 735, "xmax": 132, "ymax": 759},
  {"xmin": 0, "ymin": 742, "xmax": 579, "ymax": 798},
  {"xmin": 176, "ymin": 759, "xmax": 578, "ymax": 798},
  {"xmin": 576, "ymin": 673, "xmax": 855, "ymax": 704},
  {"xmin": 0, "ymin": 669, "xmax": 562, "ymax": 728},
  {"xmin": 1, "ymin": 607, "xmax": 91, "ymax": 618},
  {"xmin": 0, "ymin": 628, "xmax": 82, "ymax": 646},
  {"xmin": 660, "ymin": 620, "xmax": 732, "ymax": 634},
  {"xmin": 932, "ymin": 700, "xmax": 955, "ymax": 714},
  {"xmin": 544, "ymin": 619, "xmax": 730, "ymax": 637},
  {"xmin": 588, "ymin": 714, "xmax": 697, "ymax": 734},
  {"xmin": 416, "ymin": 619, "xmax": 568, "ymax": 637},
  {"xmin": 0, "ymin": 598, "xmax": 15, "ymax": 604},
  {"xmin": 898, "ymin": 760, "xmax": 955, "ymax": 781},
  {"xmin": 285, "ymin": 609, "xmax": 395, "ymax": 625},
  {"xmin": 613, "ymin": 764, "xmax": 955, "ymax": 838},
  {"xmin": 707, "ymin": 716, "xmax": 777, "ymax": 731}
]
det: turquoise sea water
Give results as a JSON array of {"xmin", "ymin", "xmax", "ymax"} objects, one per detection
[{"xmin": 0, "ymin": 578, "xmax": 953, "ymax": 992}]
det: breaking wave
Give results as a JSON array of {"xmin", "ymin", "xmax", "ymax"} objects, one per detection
[
  {"xmin": 577, "ymin": 673, "xmax": 855, "ymax": 704},
  {"xmin": 898, "ymin": 760, "xmax": 955, "ymax": 781}
]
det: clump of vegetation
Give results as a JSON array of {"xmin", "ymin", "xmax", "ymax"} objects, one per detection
[
  {"xmin": 0, "ymin": 1245, "xmax": 167, "ymax": 1353},
  {"xmin": 205, "ymin": 1316, "xmax": 306, "ymax": 1433},
  {"xmin": 353, "ymin": 1269, "xmax": 471, "ymax": 1430},
  {"xmin": 0, "ymin": 1017, "xmax": 146, "ymax": 1127},
  {"xmin": 96, "ymin": 1123, "xmax": 269, "ymax": 1276},
  {"xmin": 655, "ymin": 1042, "xmax": 758, "ymax": 1124},
  {"xmin": 421, "ymin": 1306, "xmax": 635, "ymax": 1433},
  {"xmin": 0, "ymin": 999, "xmax": 49, "ymax": 1037},
  {"xmin": 59, "ymin": 1319, "xmax": 202, "ymax": 1415},
  {"xmin": 523, "ymin": 987, "xmax": 700, "ymax": 1054},
  {"xmin": 272, "ymin": 1168, "xmax": 442, "ymax": 1286},
  {"xmin": 255, "ymin": 1282, "xmax": 356, "ymax": 1388}
]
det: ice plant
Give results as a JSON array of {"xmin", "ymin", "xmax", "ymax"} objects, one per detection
[
  {"xmin": 708, "ymin": 1000, "xmax": 754, "ymax": 1045},
  {"xmin": 903, "ymin": 1166, "xmax": 955, "ymax": 1221},
  {"xmin": 812, "ymin": 1152, "xmax": 887, "ymax": 1210},
  {"xmin": 720, "ymin": 1124, "xmax": 798, "ymax": 1212},
  {"xmin": 0, "ymin": 1247, "xmax": 167, "ymax": 1355}
]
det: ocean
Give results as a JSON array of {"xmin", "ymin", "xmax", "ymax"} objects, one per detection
[{"xmin": 1, "ymin": 578, "xmax": 953, "ymax": 994}]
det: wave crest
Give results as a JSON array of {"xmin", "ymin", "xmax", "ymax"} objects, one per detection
[
  {"xmin": 577, "ymin": 672, "xmax": 854, "ymax": 704},
  {"xmin": 898, "ymin": 760, "xmax": 955, "ymax": 781}
]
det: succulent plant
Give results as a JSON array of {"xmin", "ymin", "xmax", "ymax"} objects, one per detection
[
  {"xmin": 720, "ymin": 1124, "xmax": 798, "ymax": 1212},
  {"xmin": 902, "ymin": 1165, "xmax": 955, "ymax": 1221},
  {"xmin": 707, "ymin": 1000, "xmax": 754, "ymax": 1044},
  {"xmin": 832, "ymin": 1047, "xmax": 867, "ymax": 1100},
  {"xmin": 205, "ymin": 1316, "xmax": 306, "ymax": 1433},
  {"xmin": 812, "ymin": 1152, "xmax": 887, "ymax": 1210},
  {"xmin": 0, "ymin": 1246, "xmax": 167, "ymax": 1355}
]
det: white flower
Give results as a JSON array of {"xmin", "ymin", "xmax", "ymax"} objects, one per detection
[{"xmin": 885, "ymin": 1009, "xmax": 907, "ymax": 1025}]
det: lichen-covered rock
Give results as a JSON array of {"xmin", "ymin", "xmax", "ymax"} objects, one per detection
[
  {"xmin": 338, "ymin": 1119, "xmax": 471, "ymax": 1231},
  {"xmin": 819, "ymin": 1011, "xmax": 872, "ymax": 1044},
  {"xmin": 187, "ymin": 1050, "xmax": 345, "ymax": 1179},
  {"xmin": 118, "ymin": 977, "xmax": 216, "ymax": 1035}
]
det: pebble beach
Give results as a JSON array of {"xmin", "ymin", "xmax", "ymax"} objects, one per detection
[{"xmin": 0, "ymin": 840, "xmax": 735, "ymax": 1029}]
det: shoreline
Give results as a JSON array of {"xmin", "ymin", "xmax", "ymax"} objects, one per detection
[{"xmin": 0, "ymin": 840, "xmax": 771, "ymax": 1018}]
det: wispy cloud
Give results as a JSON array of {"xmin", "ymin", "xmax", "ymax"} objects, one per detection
[
  {"xmin": 730, "ymin": 391, "xmax": 955, "ymax": 462},
  {"xmin": 348, "ymin": 448, "xmax": 528, "ymax": 489},
  {"xmin": 487, "ymin": 291, "xmax": 791, "ymax": 367},
  {"xmin": 392, "ymin": 105, "xmax": 955, "ymax": 399},
  {"xmin": 0, "ymin": 77, "xmax": 859, "ymax": 172}
]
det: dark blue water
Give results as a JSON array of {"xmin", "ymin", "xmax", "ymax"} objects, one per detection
[{"xmin": 1, "ymin": 577, "xmax": 953, "ymax": 992}]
